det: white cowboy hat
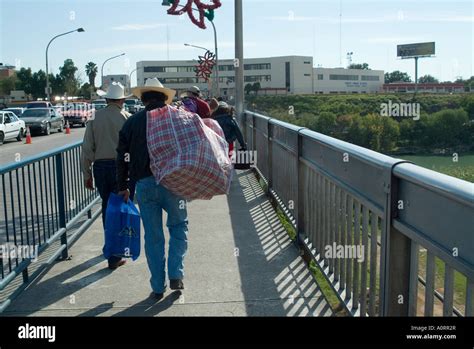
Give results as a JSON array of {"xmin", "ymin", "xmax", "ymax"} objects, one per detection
[
  {"xmin": 132, "ymin": 78, "xmax": 176, "ymax": 104},
  {"xmin": 97, "ymin": 82, "xmax": 132, "ymax": 99}
]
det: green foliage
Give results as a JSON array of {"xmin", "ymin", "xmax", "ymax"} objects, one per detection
[
  {"xmin": 418, "ymin": 75, "xmax": 439, "ymax": 84},
  {"xmin": 385, "ymin": 70, "xmax": 412, "ymax": 83}
]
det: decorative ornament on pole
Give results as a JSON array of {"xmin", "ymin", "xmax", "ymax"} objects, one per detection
[
  {"xmin": 165, "ymin": 0, "xmax": 222, "ymax": 29},
  {"xmin": 194, "ymin": 50, "xmax": 215, "ymax": 82}
]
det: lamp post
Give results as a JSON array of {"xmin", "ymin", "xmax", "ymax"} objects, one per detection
[
  {"xmin": 129, "ymin": 68, "xmax": 137, "ymax": 92},
  {"xmin": 101, "ymin": 53, "xmax": 126, "ymax": 89},
  {"xmin": 45, "ymin": 28, "xmax": 84, "ymax": 102}
]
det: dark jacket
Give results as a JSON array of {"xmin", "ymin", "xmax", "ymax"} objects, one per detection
[
  {"xmin": 213, "ymin": 112, "xmax": 247, "ymax": 149},
  {"xmin": 116, "ymin": 102, "xmax": 165, "ymax": 191}
]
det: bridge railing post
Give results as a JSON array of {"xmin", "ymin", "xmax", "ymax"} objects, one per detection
[
  {"xmin": 296, "ymin": 132, "xmax": 305, "ymax": 246},
  {"xmin": 267, "ymin": 119, "xmax": 273, "ymax": 191},
  {"xmin": 380, "ymin": 167, "xmax": 411, "ymax": 316},
  {"xmin": 55, "ymin": 152, "xmax": 69, "ymax": 260}
]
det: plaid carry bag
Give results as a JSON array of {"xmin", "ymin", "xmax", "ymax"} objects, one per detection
[{"xmin": 146, "ymin": 105, "xmax": 233, "ymax": 201}]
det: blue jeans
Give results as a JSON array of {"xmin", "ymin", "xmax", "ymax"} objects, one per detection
[
  {"xmin": 136, "ymin": 176, "xmax": 188, "ymax": 294},
  {"xmin": 93, "ymin": 160, "xmax": 135, "ymax": 265}
]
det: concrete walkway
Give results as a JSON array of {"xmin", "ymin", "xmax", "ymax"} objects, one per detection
[{"xmin": 3, "ymin": 170, "xmax": 332, "ymax": 316}]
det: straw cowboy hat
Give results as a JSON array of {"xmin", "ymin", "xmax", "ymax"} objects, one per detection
[
  {"xmin": 97, "ymin": 82, "xmax": 132, "ymax": 99},
  {"xmin": 132, "ymin": 78, "xmax": 176, "ymax": 104}
]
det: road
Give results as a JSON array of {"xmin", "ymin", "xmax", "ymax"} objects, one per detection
[{"xmin": 0, "ymin": 126, "xmax": 86, "ymax": 167}]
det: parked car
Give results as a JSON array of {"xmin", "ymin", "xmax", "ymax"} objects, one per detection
[
  {"xmin": 91, "ymin": 99, "xmax": 106, "ymax": 106},
  {"xmin": 93, "ymin": 103, "xmax": 107, "ymax": 111},
  {"xmin": 4, "ymin": 107, "xmax": 26, "ymax": 117},
  {"xmin": 0, "ymin": 110, "xmax": 26, "ymax": 144},
  {"xmin": 25, "ymin": 101, "xmax": 53, "ymax": 109},
  {"xmin": 62, "ymin": 102, "xmax": 93, "ymax": 127},
  {"xmin": 124, "ymin": 99, "xmax": 140, "ymax": 113},
  {"xmin": 20, "ymin": 108, "xmax": 64, "ymax": 135}
]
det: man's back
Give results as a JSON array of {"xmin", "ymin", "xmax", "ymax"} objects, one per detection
[{"xmin": 86, "ymin": 104, "xmax": 130, "ymax": 161}]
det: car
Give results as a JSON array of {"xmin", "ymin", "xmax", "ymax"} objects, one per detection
[
  {"xmin": 25, "ymin": 101, "xmax": 53, "ymax": 109},
  {"xmin": 4, "ymin": 107, "xmax": 26, "ymax": 117},
  {"xmin": 124, "ymin": 99, "xmax": 140, "ymax": 113},
  {"xmin": 0, "ymin": 110, "xmax": 26, "ymax": 145},
  {"xmin": 93, "ymin": 103, "xmax": 107, "ymax": 111},
  {"xmin": 20, "ymin": 108, "xmax": 64, "ymax": 135},
  {"xmin": 91, "ymin": 99, "xmax": 106, "ymax": 106},
  {"xmin": 62, "ymin": 102, "xmax": 93, "ymax": 127}
]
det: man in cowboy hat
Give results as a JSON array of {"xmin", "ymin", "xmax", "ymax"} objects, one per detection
[
  {"xmin": 116, "ymin": 78, "xmax": 188, "ymax": 299},
  {"xmin": 180, "ymin": 85, "xmax": 211, "ymax": 119},
  {"xmin": 81, "ymin": 82, "xmax": 131, "ymax": 270}
]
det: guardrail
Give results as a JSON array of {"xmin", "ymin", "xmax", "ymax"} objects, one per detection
[
  {"xmin": 0, "ymin": 141, "xmax": 100, "ymax": 313},
  {"xmin": 242, "ymin": 110, "xmax": 474, "ymax": 317}
]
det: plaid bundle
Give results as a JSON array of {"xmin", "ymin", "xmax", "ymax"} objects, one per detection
[{"xmin": 146, "ymin": 105, "xmax": 233, "ymax": 201}]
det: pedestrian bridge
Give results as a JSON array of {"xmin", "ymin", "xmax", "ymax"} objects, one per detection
[{"xmin": 0, "ymin": 111, "xmax": 473, "ymax": 316}]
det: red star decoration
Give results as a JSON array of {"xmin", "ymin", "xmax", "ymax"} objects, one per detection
[{"xmin": 167, "ymin": 0, "xmax": 222, "ymax": 29}]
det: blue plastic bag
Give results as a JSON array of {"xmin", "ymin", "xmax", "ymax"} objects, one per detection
[{"xmin": 104, "ymin": 193, "xmax": 141, "ymax": 261}]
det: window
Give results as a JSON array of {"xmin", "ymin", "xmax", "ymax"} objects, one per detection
[
  {"xmin": 304, "ymin": 61, "xmax": 311, "ymax": 64},
  {"xmin": 219, "ymin": 65, "xmax": 235, "ymax": 71},
  {"xmin": 361, "ymin": 75, "xmax": 380, "ymax": 81},
  {"xmin": 329, "ymin": 74, "xmax": 359, "ymax": 81},
  {"xmin": 244, "ymin": 75, "xmax": 271, "ymax": 82},
  {"xmin": 144, "ymin": 66, "xmax": 165, "ymax": 73},
  {"xmin": 317, "ymin": 74, "xmax": 324, "ymax": 80},
  {"xmin": 219, "ymin": 77, "xmax": 235, "ymax": 83},
  {"xmin": 244, "ymin": 63, "xmax": 271, "ymax": 70},
  {"xmin": 304, "ymin": 74, "xmax": 311, "ymax": 77}
]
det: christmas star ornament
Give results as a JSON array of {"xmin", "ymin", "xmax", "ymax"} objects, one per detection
[{"xmin": 167, "ymin": 0, "xmax": 222, "ymax": 29}]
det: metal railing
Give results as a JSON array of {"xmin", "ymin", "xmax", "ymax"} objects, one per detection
[
  {"xmin": 242, "ymin": 110, "xmax": 474, "ymax": 317},
  {"xmin": 0, "ymin": 141, "xmax": 100, "ymax": 313}
]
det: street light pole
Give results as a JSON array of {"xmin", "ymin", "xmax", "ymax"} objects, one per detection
[
  {"xmin": 235, "ymin": 0, "xmax": 244, "ymax": 121},
  {"xmin": 209, "ymin": 20, "xmax": 219, "ymax": 97},
  {"xmin": 45, "ymin": 28, "xmax": 84, "ymax": 102},
  {"xmin": 129, "ymin": 68, "xmax": 138, "ymax": 93},
  {"xmin": 101, "ymin": 53, "xmax": 126, "ymax": 89}
]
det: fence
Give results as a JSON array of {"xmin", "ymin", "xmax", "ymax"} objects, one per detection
[
  {"xmin": 242, "ymin": 110, "xmax": 474, "ymax": 316},
  {"xmin": 0, "ymin": 141, "xmax": 100, "ymax": 313}
]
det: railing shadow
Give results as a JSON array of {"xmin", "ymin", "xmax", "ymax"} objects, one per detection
[{"xmin": 226, "ymin": 169, "xmax": 332, "ymax": 316}]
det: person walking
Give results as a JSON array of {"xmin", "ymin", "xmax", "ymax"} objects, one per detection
[
  {"xmin": 212, "ymin": 101, "xmax": 247, "ymax": 158},
  {"xmin": 180, "ymin": 86, "xmax": 211, "ymax": 119},
  {"xmin": 116, "ymin": 78, "xmax": 188, "ymax": 299},
  {"xmin": 81, "ymin": 82, "xmax": 132, "ymax": 270}
]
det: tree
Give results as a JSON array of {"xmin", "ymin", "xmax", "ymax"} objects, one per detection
[
  {"xmin": 385, "ymin": 71, "xmax": 412, "ymax": 83},
  {"xmin": 244, "ymin": 83, "xmax": 253, "ymax": 95},
  {"xmin": 455, "ymin": 76, "xmax": 474, "ymax": 92},
  {"xmin": 58, "ymin": 59, "xmax": 80, "ymax": 96},
  {"xmin": 315, "ymin": 111, "xmax": 337, "ymax": 135},
  {"xmin": 418, "ymin": 75, "xmax": 439, "ymax": 84},
  {"xmin": 252, "ymin": 82, "xmax": 261, "ymax": 95},
  {"xmin": 85, "ymin": 62, "xmax": 98, "ymax": 89},
  {"xmin": 0, "ymin": 76, "xmax": 17, "ymax": 96},
  {"xmin": 348, "ymin": 63, "xmax": 369, "ymax": 70},
  {"xmin": 15, "ymin": 67, "xmax": 33, "ymax": 94},
  {"xmin": 79, "ymin": 82, "xmax": 92, "ymax": 98}
]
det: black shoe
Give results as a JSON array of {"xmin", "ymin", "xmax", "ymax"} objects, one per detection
[
  {"xmin": 152, "ymin": 292, "xmax": 165, "ymax": 301},
  {"xmin": 108, "ymin": 259, "xmax": 126, "ymax": 270},
  {"xmin": 170, "ymin": 279, "xmax": 184, "ymax": 290}
]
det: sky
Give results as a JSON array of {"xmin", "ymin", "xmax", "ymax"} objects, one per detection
[{"xmin": 0, "ymin": 0, "xmax": 472, "ymax": 86}]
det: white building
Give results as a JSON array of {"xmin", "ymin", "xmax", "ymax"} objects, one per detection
[
  {"xmin": 136, "ymin": 56, "xmax": 384, "ymax": 97},
  {"xmin": 313, "ymin": 67, "xmax": 384, "ymax": 94},
  {"xmin": 103, "ymin": 74, "xmax": 131, "ymax": 91},
  {"xmin": 137, "ymin": 56, "xmax": 314, "ymax": 98}
]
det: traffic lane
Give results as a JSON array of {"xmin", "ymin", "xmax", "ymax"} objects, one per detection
[{"xmin": 0, "ymin": 126, "xmax": 86, "ymax": 167}]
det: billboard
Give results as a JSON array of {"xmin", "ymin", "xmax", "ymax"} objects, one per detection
[{"xmin": 397, "ymin": 42, "xmax": 435, "ymax": 58}]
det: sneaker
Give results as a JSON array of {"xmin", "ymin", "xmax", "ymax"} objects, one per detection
[{"xmin": 170, "ymin": 279, "xmax": 184, "ymax": 290}]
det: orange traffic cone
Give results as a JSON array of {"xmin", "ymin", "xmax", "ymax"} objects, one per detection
[
  {"xmin": 25, "ymin": 127, "xmax": 32, "ymax": 144},
  {"xmin": 65, "ymin": 121, "xmax": 71, "ymax": 135}
]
